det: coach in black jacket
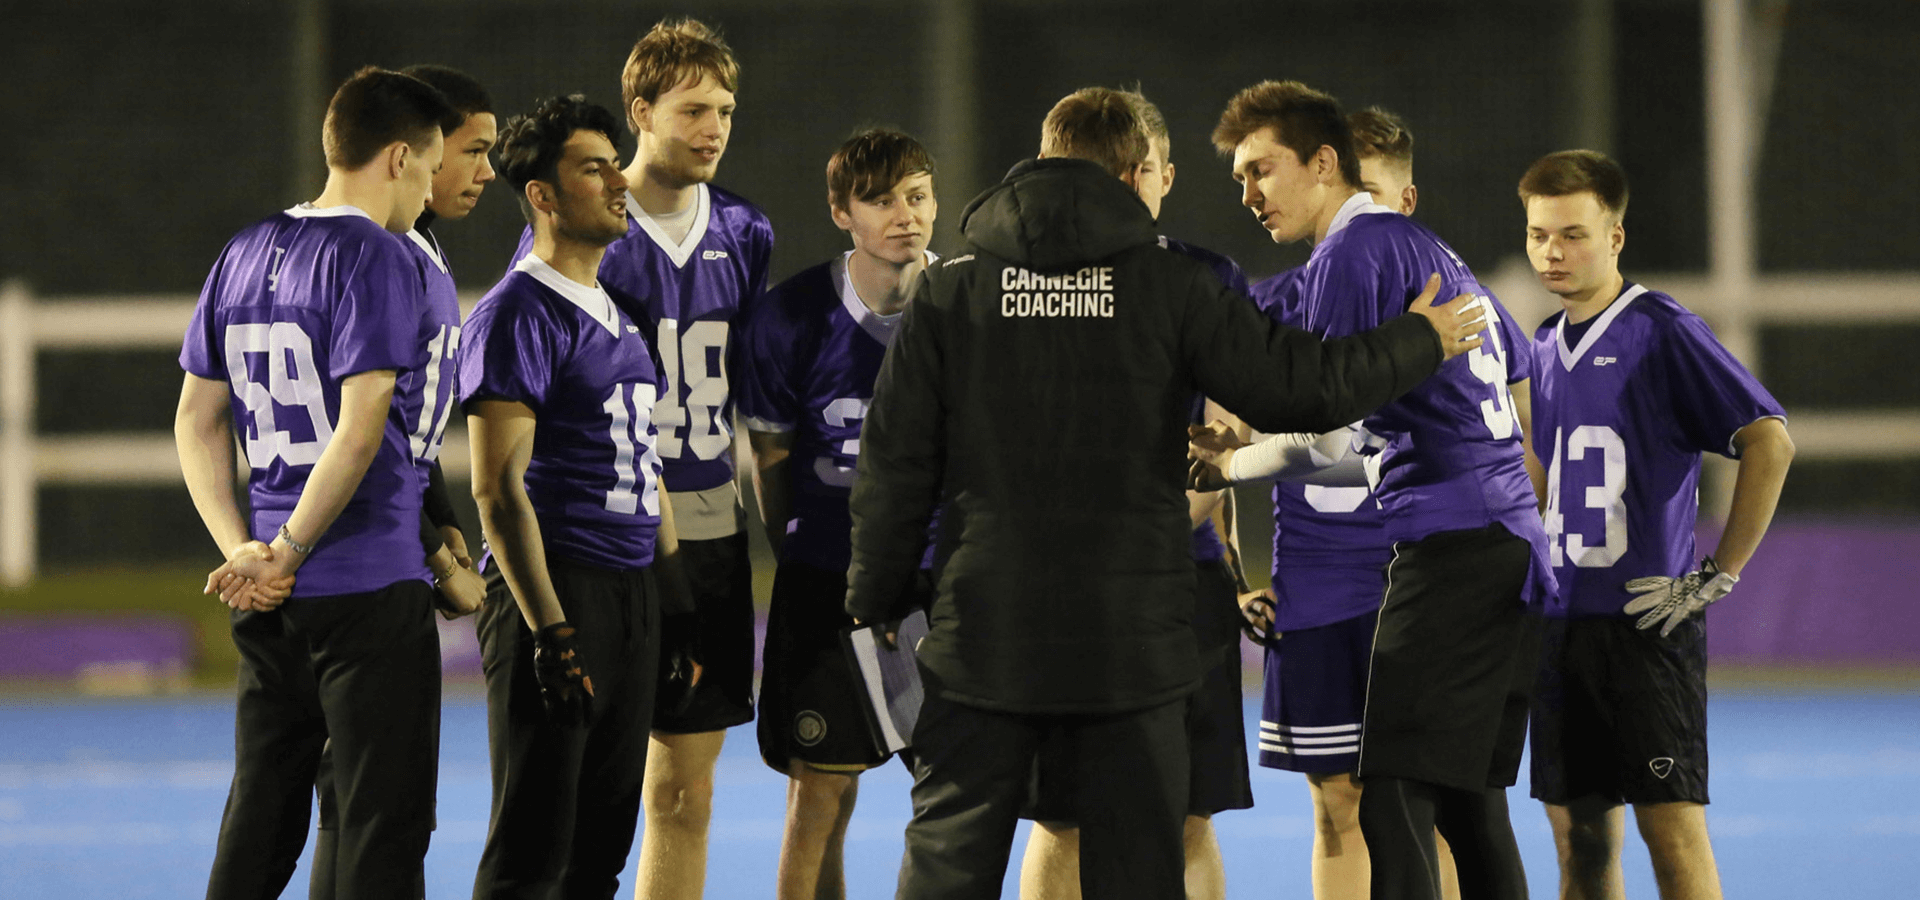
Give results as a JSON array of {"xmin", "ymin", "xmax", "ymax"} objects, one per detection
[{"xmin": 846, "ymin": 88, "xmax": 1484, "ymax": 900}]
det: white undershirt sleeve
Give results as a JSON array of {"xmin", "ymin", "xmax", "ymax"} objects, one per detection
[{"xmin": 1225, "ymin": 424, "xmax": 1369, "ymax": 486}]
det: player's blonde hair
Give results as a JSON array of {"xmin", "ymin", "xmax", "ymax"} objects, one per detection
[
  {"xmin": 1039, "ymin": 87, "xmax": 1150, "ymax": 179},
  {"xmin": 620, "ymin": 18, "xmax": 740, "ymax": 134},
  {"xmin": 1348, "ymin": 107, "xmax": 1413, "ymax": 170}
]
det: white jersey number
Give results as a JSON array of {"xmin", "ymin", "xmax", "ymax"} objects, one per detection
[
  {"xmin": 1543, "ymin": 424, "xmax": 1629, "ymax": 567},
  {"xmin": 225, "ymin": 322, "xmax": 334, "ymax": 468},
  {"xmin": 603, "ymin": 383, "xmax": 663, "ymax": 516},
  {"xmin": 1302, "ymin": 485, "xmax": 1372, "ymax": 514},
  {"xmin": 652, "ymin": 318, "xmax": 733, "ymax": 462},
  {"xmin": 408, "ymin": 324, "xmax": 460, "ymax": 463},
  {"xmin": 813, "ymin": 397, "xmax": 870, "ymax": 489},
  {"xmin": 1464, "ymin": 295, "xmax": 1517, "ymax": 440}
]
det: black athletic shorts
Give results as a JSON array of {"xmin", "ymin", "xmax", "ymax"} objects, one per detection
[
  {"xmin": 757, "ymin": 561, "xmax": 912, "ymax": 773},
  {"xmin": 1025, "ymin": 561, "xmax": 1254, "ymax": 821},
  {"xmin": 1358, "ymin": 522, "xmax": 1538, "ymax": 793},
  {"xmin": 1530, "ymin": 615, "xmax": 1709, "ymax": 806},
  {"xmin": 653, "ymin": 531, "xmax": 756, "ymax": 734}
]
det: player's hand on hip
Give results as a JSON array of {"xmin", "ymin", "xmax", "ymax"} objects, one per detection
[
  {"xmin": 1238, "ymin": 587, "xmax": 1280, "ymax": 648},
  {"xmin": 1406, "ymin": 273, "xmax": 1487, "ymax": 360},
  {"xmin": 533, "ymin": 622, "xmax": 595, "ymax": 726},
  {"xmin": 1622, "ymin": 557, "xmax": 1737, "ymax": 638}
]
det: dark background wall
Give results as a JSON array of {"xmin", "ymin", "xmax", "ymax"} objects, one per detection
[{"xmin": 3, "ymin": 0, "xmax": 1917, "ymax": 568}]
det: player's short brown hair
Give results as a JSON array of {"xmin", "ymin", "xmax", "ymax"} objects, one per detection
[
  {"xmin": 1348, "ymin": 106, "xmax": 1413, "ymax": 168},
  {"xmin": 620, "ymin": 17, "xmax": 740, "ymax": 133},
  {"xmin": 1039, "ymin": 87, "xmax": 1150, "ymax": 179},
  {"xmin": 322, "ymin": 66, "xmax": 461, "ymax": 171},
  {"xmin": 1518, "ymin": 149, "xmax": 1630, "ymax": 221},
  {"xmin": 1118, "ymin": 87, "xmax": 1171, "ymax": 164},
  {"xmin": 1211, "ymin": 80, "xmax": 1360, "ymax": 189},
  {"xmin": 827, "ymin": 129, "xmax": 935, "ymax": 212}
]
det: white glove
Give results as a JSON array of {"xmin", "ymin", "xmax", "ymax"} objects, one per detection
[{"xmin": 1622, "ymin": 557, "xmax": 1737, "ymax": 638}]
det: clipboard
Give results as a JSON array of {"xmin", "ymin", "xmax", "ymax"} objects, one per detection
[{"xmin": 839, "ymin": 609, "xmax": 931, "ymax": 756}]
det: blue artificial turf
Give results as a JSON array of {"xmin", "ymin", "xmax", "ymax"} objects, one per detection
[{"xmin": 2, "ymin": 692, "xmax": 1916, "ymax": 898}]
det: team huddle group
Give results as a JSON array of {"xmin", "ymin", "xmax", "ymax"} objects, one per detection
[{"xmin": 172, "ymin": 15, "xmax": 1796, "ymax": 900}]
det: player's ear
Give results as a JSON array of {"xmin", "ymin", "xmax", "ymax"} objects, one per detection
[
  {"xmin": 384, "ymin": 141, "xmax": 410, "ymax": 181},
  {"xmin": 526, "ymin": 180, "xmax": 556, "ymax": 216},
  {"xmin": 1160, "ymin": 161, "xmax": 1176, "ymax": 197},
  {"xmin": 829, "ymin": 201, "xmax": 853, "ymax": 233},
  {"xmin": 628, "ymin": 97, "xmax": 654, "ymax": 137},
  {"xmin": 1402, "ymin": 183, "xmax": 1418, "ymax": 216},
  {"xmin": 1313, "ymin": 145, "xmax": 1340, "ymax": 185},
  {"xmin": 1610, "ymin": 218, "xmax": 1625, "ymax": 256}
]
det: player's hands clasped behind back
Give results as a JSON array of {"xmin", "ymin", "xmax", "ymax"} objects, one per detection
[
  {"xmin": 1187, "ymin": 420, "xmax": 1252, "ymax": 492},
  {"xmin": 429, "ymin": 544, "xmax": 485, "ymax": 620},
  {"xmin": 1406, "ymin": 272, "xmax": 1489, "ymax": 360},
  {"xmin": 205, "ymin": 541, "xmax": 295, "ymax": 612},
  {"xmin": 1622, "ymin": 556, "xmax": 1738, "ymax": 638},
  {"xmin": 534, "ymin": 622, "xmax": 595, "ymax": 725}
]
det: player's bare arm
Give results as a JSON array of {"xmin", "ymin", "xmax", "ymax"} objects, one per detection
[
  {"xmin": 1511, "ymin": 380, "xmax": 1547, "ymax": 509},
  {"xmin": 176, "ymin": 373, "xmax": 292, "ymax": 609},
  {"xmin": 258, "ymin": 369, "xmax": 400, "ymax": 582},
  {"xmin": 1712, "ymin": 416, "xmax": 1795, "ymax": 577},
  {"xmin": 467, "ymin": 399, "xmax": 566, "ymax": 631},
  {"xmin": 748, "ymin": 429, "xmax": 795, "ymax": 559}
]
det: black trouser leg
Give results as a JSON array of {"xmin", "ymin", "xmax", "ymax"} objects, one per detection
[
  {"xmin": 896, "ymin": 674, "xmax": 1040, "ymax": 900},
  {"xmin": 206, "ymin": 608, "xmax": 327, "ymax": 900},
  {"xmin": 560, "ymin": 568, "xmax": 660, "ymax": 900},
  {"xmin": 303, "ymin": 583, "xmax": 441, "ymax": 900},
  {"xmin": 1071, "ymin": 700, "xmax": 1190, "ymax": 900},
  {"xmin": 474, "ymin": 563, "xmax": 657, "ymax": 900},
  {"xmin": 1434, "ymin": 787, "xmax": 1528, "ymax": 900},
  {"xmin": 312, "ymin": 746, "xmax": 336, "ymax": 900},
  {"xmin": 1359, "ymin": 776, "xmax": 1444, "ymax": 900}
]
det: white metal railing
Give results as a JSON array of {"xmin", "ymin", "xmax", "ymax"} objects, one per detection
[
  {"xmin": 3, "ymin": 273, "xmax": 1918, "ymax": 587},
  {"xmin": 0, "ymin": 280, "xmax": 481, "ymax": 587}
]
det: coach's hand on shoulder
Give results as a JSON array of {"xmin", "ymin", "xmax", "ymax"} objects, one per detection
[
  {"xmin": 1622, "ymin": 557, "xmax": 1737, "ymax": 638},
  {"xmin": 1406, "ymin": 273, "xmax": 1487, "ymax": 360},
  {"xmin": 1238, "ymin": 588, "xmax": 1280, "ymax": 648},
  {"xmin": 533, "ymin": 622, "xmax": 595, "ymax": 726}
]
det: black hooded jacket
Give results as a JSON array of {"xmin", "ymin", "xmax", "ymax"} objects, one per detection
[{"xmin": 846, "ymin": 158, "xmax": 1444, "ymax": 714}]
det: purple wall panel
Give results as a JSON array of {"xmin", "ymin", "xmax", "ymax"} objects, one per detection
[{"xmin": 1703, "ymin": 517, "xmax": 1920, "ymax": 663}]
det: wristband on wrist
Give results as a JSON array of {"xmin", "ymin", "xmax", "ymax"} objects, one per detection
[{"xmin": 278, "ymin": 523, "xmax": 315, "ymax": 556}]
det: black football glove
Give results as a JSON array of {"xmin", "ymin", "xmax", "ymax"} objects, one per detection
[{"xmin": 533, "ymin": 622, "xmax": 594, "ymax": 726}]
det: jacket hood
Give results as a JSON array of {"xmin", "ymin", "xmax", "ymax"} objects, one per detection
[{"xmin": 959, "ymin": 158, "xmax": 1160, "ymax": 272}]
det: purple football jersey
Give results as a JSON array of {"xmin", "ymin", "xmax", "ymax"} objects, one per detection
[
  {"xmin": 401, "ymin": 227, "xmax": 463, "ymax": 479},
  {"xmin": 179, "ymin": 205, "xmax": 433, "ymax": 597},
  {"xmin": 739, "ymin": 253, "xmax": 930, "ymax": 573},
  {"xmin": 1254, "ymin": 263, "xmax": 1538, "ymax": 630},
  {"xmin": 1164, "ymin": 236, "xmax": 1250, "ymax": 564},
  {"xmin": 1531, "ymin": 283, "xmax": 1785, "ymax": 618},
  {"xmin": 1296, "ymin": 195, "xmax": 1554, "ymax": 608},
  {"xmin": 457, "ymin": 256, "xmax": 667, "ymax": 570},
  {"xmin": 512, "ymin": 183, "xmax": 773, "ymax": 496}
]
